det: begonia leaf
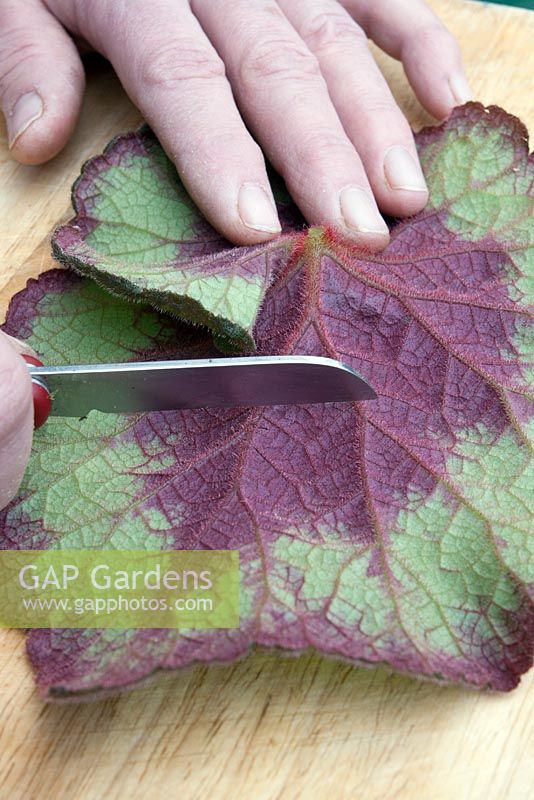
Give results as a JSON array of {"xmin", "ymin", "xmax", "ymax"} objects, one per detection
[
  {"xmin": 51, "ymin": 126, "xmax": 301, "ymax": 351},
  {"xmin": 1, "ymin": 103, "xmax": 533, "ymax": 699}
]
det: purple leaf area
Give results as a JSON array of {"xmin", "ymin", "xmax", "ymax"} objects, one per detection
[{"xmin": 1, "ymin": 103, "xmax": 533, "ymax": 699}]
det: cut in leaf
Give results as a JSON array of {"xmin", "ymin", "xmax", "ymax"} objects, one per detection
[
  {"xmin": 52, "ymin": 127, "xmax": 302, "ymax": 350},
  {"xmin": 1, "ymin": 103, "xmax": 533, "ymax": 699}
]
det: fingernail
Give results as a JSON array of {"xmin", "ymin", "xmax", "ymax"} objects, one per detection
[
  {"xmin": 238, "ymin": 183, "xmax": 281, "ymax": 233},
  {"xmin": 339, "ymin": 187, "xmax": 389, "ymax": 235},
  {"xmin": 7, "ymin": 91, "xmax": 43, "ymax": 148},
  {"xmin": 448, "ymin": 75, "xmax": 473, "ymax": 106},
  {"xmin": 383, "ymin": 146, "xmax": 428, "ymax": 193}
]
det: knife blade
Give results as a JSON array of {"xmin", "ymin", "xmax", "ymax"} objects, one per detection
[{"xmin": 27, "ymin": 356, "xmax": 376, "ymax": 417}]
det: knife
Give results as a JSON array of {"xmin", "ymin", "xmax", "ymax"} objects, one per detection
[{"xmin": 23, "ymin": 355, "xmax": 376, "ymax": 429}]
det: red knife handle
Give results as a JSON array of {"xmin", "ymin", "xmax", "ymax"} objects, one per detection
[{"xmin": 22, "ymin": 355, "xmax": 52, "ymax": 429}]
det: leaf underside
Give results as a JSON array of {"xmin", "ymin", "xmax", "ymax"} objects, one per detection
[{"xmin": 1, "ymin": 103, "xmax": 533, "ymax": 700}]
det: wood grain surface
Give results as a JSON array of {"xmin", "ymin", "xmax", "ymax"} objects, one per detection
[{"xmin": 0, "ymin": 1, "xmax": 533, "ymax": 798}]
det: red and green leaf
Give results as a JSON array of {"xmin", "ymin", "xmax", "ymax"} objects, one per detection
[
  {"xmin": 1, "ymin": 103, "xmax": 533, "ymax": 699},
  {"xmin": 52, "ymin": 126, "xmax": 302, "ymax": 351}
]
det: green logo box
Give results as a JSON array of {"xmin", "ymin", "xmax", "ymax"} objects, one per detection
[{"xmin": 0, "ymin": 550, "xmax": 239, "ymax": 629}]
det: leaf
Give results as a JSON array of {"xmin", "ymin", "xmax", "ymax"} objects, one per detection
[
  {"xmin": 51, "ymin": 126, "xmax": 303, "ymax": 351},
  {"xmin": 1, "ymin": 103, "xmax": 533, "ymax": 699}
]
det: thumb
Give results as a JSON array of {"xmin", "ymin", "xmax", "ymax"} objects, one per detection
[
  {"xmin": 0, "ymin": 332, "xmax": 33, "ymax": 510},
  {"xmin": 0, "ymin": 0, "xmax": 85, "ymax": 164}
]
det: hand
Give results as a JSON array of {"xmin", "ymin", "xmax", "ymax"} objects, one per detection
[
  {"xmin": 1, "ymin": 0, "xmax": 471, "ymax": 251},
  {"xmin": 0, "ymin": 333, "xmax": 34, "ymax": 510}
]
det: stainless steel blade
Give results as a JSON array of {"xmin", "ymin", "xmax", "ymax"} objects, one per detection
[{"xmin": 28, "ymin": 356, "xmax": 376, "ymax": 417}]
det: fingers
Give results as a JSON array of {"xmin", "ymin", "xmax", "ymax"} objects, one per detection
[
  {"xmin": 339, "ymin": 0, "xmax": 472, "ymax": 120},
  {"xmin": 0, "ymin": 0, "xmax": 85, "ymax": 164},
  {"xmin": 194, "ymin": 0, "xmax": 389, "ymax": 249},
  {"xmin": 280, "ymin": 0, "xmax": 428, "ymax": 218},
  {"xmin": 65, "ymin": 0, "xmax": 281, "ymax": 246},
  {"xmin": 0, "ymin": 333, "xmax": 33, "ymax": 510}
]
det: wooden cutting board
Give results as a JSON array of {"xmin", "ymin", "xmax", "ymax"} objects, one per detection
[{"xmin": 0, "ymin": 2, "xmax": 532, "ymax": 798}]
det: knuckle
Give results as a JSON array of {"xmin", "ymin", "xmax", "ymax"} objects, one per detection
[
  {"xmin": 0, "ymin": 39, "xmax": 40, "ymax": 96},
  {"xmin": 239, "ymin": 37, "xmax": 321, "ymax": 85},
  {"xmin": 139, "ymin": 40, "xmax": 226, "ymax": 89},
  {"xmin": 356, "ymin": 95, "xmax": 401, "ymax": 118},
  {"xmin": 300, "ymin": 11, "xmax": 366, "ymax": 54},
  {"xmin": 409, "ymin": 21, "xmax": 460, "ymax": 58},
  {"xmin": 437, "ymin": 26, "xmax": 462, "ymax": 60},
  {"xmin": 296, "ymin": 127, "xmax": 355, "ymax": 168},
  {"xmin": 174, "ymin": 127, "xmax": 262, "ymax": 171},
  {"xmin": 0, "ymin": 22, "xmax": 83, "ymax": 102}
]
